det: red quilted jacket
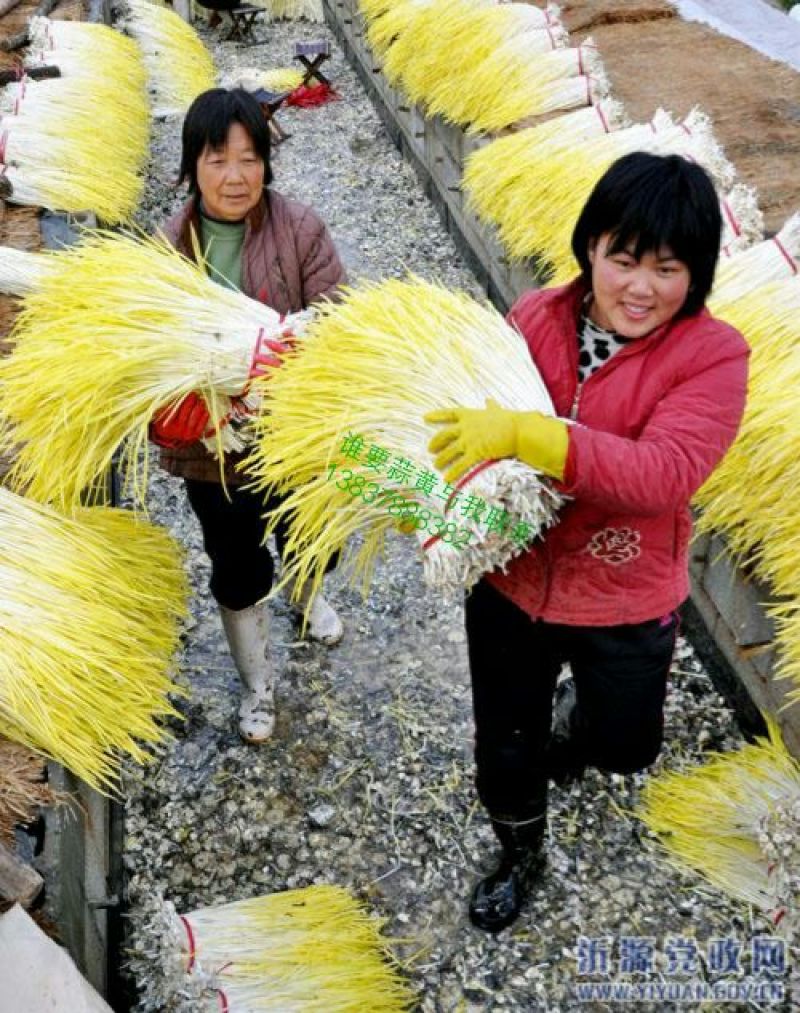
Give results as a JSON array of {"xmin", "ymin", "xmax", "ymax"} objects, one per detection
[
  {"xmin": 158, "ymin": 188, "xmax": 347, "ymax": 484},
  {"xmin": 486, "ymin": 279, "xmax": 750, "ymax": 626}
]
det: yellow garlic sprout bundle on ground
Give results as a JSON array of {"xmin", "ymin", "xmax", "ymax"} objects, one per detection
[
  {"xmin": 222, "ymin": 66, "xmax": 304, "ymax": 94},
  {"xmin": 376, "ymin": 0, "xmax": 557, "ymax": 64},
  {"xmin": 419, "ymin": 34, "xmax": 583, "ymax": 133},
  {"xmin": 356, "ymin": 0, "xmax": 396, "ymax": 21},
  {"xmin": 695, "ymin": 277, "xmax": 800, "ymax": 697},
  {"xmin": 28, "ymin": 14, "xmax": 137, "ymax": 62},
  {"xmin": 639, "ymin": 721, "xmax": 800, "ymax": 939},
  {"xmin": 0, "ymin": 245, "xmax": 49, "ymax": 296},
  {"xmin": 0, "ymin": 489, "xmax": 188, "ymax": 793},
  {"xmin": 463, "ymin": 99, "xmax": 629, "ymax": 232},
  {"xmin": 24, "ymin": 16, "xmax": 146, "ymax": 92},
  {"xmin": 121, "ymin": 0, "xmax": 216, "ymax": 117},
  {"xmin": 246, "ymin": 276, "xmax": 563, "ymax": 601},
  {"xmin": 1, "ymin": 21, "xmax": 149, "ymax": 221},
  {"xmin": 134, "ymin": 886, "xmax": 413, "ymax": 1011},
  {"xmin": 368, "ymin": 0, "xmax": 557, "ymax": 61},
  {"xmin": 0, "ymin": 115, "xmax": 143, "ymax": 223},
  {"xmin": 0, "ymin": 113, "xmax": 144, "ymax": 225},
  {"xmin": 699, "ymin": 278, "xmax": 800, "ymax": 593},
  {"xmin": 467, "ymin": 109, "xmax": 740, "ymax": 281},
  {"xmin": 23, "ymin": 21, "xmax": 147, "ymax": 96},
  {"xmin": 0, "ymin": 230, "xmax": 313, "ymax": 510},
  {"xmin": 3, "ymin": 63, "xmax": 149, "ymax": 155},
  {"xmin": 0, "ymin": 78, "xmax": 149, "ymax": 170},
  {"xmin": 23, "ymin": 19, "xmax": 149, "ymax": 140},
  {"xmin": 713, "ymin": 212, "xmax": 800, "ymax": 303},
  {"xmin": 381, "ymin": 0, "xmax": 597, "ymax": 133},
  {"xmin": 365, "ymin": 0, "xmax": 443, "ymax": 58}
]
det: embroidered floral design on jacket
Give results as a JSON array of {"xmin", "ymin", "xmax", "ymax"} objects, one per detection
[{"xmin": 586, "ymin": 527, "xmax": 641, "ymax": 566}]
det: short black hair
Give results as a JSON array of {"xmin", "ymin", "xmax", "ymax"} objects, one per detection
[
  {"xmin": 178, "ymin": 87, "xmax": 273, "ymax": 192},
  {"xmin": 571, "ymin": 152, "xmax": 722, "ymax": 317}
]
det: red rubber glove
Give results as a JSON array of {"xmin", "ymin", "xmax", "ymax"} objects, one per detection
[
  {"xmin": 149, "ymin": 393, "xmax": 210, "ymax": 449},
  {"xmin": 248, "ymin": 327, "xmax": 297, "ymax": 379}
]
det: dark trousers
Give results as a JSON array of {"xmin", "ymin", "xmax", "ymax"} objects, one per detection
[
  {"xmin": 185, "ymin": 479, "xmax": 337, "ymax": 612},
  {"xmin": 465, "ymin": 580, "xmax": 678, "ymax": 823}
]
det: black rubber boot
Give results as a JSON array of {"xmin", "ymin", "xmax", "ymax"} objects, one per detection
[
  {"xmin": 546, "ymin": 678, "xmax": 586, "ymax": 786},
  {"xmin": 469, "ymin": 817, "xmax": 546, "ymax": 933}
]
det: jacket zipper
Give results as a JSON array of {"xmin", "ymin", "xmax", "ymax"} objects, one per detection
[
  {"xmin": 569, "ymin": 381, "xmax": 583, "ymax": 421},
  {"xmin": 567, "ymin": 330, "xmax": 652, "ymax": 422}
]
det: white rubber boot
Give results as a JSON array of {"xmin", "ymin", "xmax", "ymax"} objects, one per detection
[
  {"xmin": 286, "ymin": 577, "xmax": 343, "ymax": 646},
  {"xmin": 219, "ymin": 602, "xmax": 275, "ymax": 743}
]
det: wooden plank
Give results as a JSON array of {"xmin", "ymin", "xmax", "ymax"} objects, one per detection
[{"xmin": 689, "ymin": 531, "xmax": 800, "ymax": 757}]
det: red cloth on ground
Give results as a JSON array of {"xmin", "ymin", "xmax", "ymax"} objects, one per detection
[{"xmin": 286, "ymin": 82, "xmax": 339, "ymax": 107}]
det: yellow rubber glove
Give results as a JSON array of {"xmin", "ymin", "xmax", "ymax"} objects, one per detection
[
  {"xmin": 425, "ymin": 398, "xmax": 569, "ymax": 484},
  {"xmin": 393, "ymin": 515, "xmax": 418, "ymax": 535}
]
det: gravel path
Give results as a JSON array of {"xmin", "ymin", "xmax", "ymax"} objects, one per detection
[{"xmin": 123, "ymin": 18, "xmax": 790, "ymax": 1012}]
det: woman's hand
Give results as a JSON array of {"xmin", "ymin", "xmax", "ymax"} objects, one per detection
[{"xmin": 425, "ymin": 399, "xmax": 569, "ymax": 483}]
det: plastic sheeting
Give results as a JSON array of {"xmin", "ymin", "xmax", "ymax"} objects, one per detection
[
  {"xmin": 0, "ymin": 904, "xmax": 112, "ymax": 1013},
  {"xmin": 672, "ymin": 0, "xmax": 800, "ymax": 71}
]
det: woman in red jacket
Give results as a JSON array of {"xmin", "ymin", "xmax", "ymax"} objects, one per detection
[
  {"xmin": 150, "ymin": 89, "xmax": 347, "ymax": 745},
  {"xmin": 426, "ymin": 152, "xmax": 749, "ymax": 933}
]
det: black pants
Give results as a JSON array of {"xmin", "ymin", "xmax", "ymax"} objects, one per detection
[
  {"xmin": 185, "ymin": 479, "xmax": 337, "ymax": 612},
  {"xmin": 465, "ymin": 580, "xmax": 678, "ymax": 823}
]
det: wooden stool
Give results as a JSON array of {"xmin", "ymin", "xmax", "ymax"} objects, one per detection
[
  {"xmin": 293, "ymin": 40, "xmax": 332, "ymax": 87},
  {"xmin": 224, "ymin": 4, "xmax": 266, "ymax": 43},
  {"xmin": 252, "ymin": 87, "xmax": 292, "ymax": 145}
]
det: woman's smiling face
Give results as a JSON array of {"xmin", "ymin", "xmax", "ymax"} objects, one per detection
[{"xmin": 587, "ymin": 233, "xmax": 692, "ymax": 339}]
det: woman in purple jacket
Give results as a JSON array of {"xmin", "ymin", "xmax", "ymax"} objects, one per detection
[
  {"xmin": 426, "ymin": 153, "xmax": 749, "ymax": 933},
  {"xmin": 151, "ymin": 88, "xmax": 347, "ymax": 744}
]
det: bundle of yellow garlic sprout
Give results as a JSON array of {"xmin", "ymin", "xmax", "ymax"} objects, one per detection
[
  {"xmin": 0, "ymin": 489, "xmax": 188, "ymax": 793},
  {"xmin": 0, "ymin": 230, "xmax": 314, "ymax": 510},
  {"xmin": 222, "ymin": 66, "xmax": 305, "ymax": 94},
  {"xmin": 462, "ymin": 99, "xmax": 629, "ymax": 230},
  {"xmin": 0, "ymin": 245, "xmax": 49, "ymax": 296},
  {"xmin": 0, "ymin": 20, "xmax": 149, "ymax": 221},
  {"xmin": 364, "ymin": 0, "xmax": 434, "ymax": 57},
  {"xmin": 133, "ymin": 886, "xmax": 413, "ymax": 1011},
  {"xmin": 713, "ymin": 212, "xmax": 800, "ymax": 303},
  {"xmin": 0, "ymin": 77, "xmax": 148, "ymax": 164},
  {"xmin": 363, "ymin": 0, "xmax": 485, "ymax": 57},
  {"xmin": 369, "ymin": 0, "xmax": 562, "ymax": 64},
  {"xmin": 0, "ymin": 115, "xmax": 144, "ymax": 223},
  {"xmin": 380, "ymin": 0, "xmax": 603, "ymax": 132},
  {"xmin": 638, "ymin": 721, "xmax": 800, "ymax": 939},
  {"xmin": 24, "ymin": 18, "xmax": 149, "ymax": 126},
  {"xmin": 695, "ymin": 276, "xmax": 800, "ymax": 695},
  {"xmin": 10, "ymin": 27, "xmax": 149, "ymax": 145},
  {"xmin": 24, "ymin": 14, "xmax": 146, "ymax": 93},
  {"xmin": 27, "ymin": 13, "xmax": 117, "ymax": 53},
  {"xmin": 417, "ymin": 36, "xmax": 587, "ymax": 133},
  {"xmin": 465, "ymin": 108, "xmax": 745, "ymax": 282},
  {"xmin": 121, "ymin": 0, "xmax": 216, "ymax": 117},
  {"xmin": 246, "ymin": 276, "xmax": 563, "ymax": 601}
]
